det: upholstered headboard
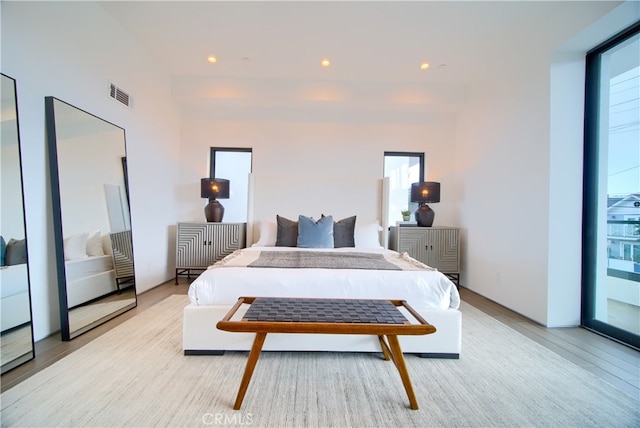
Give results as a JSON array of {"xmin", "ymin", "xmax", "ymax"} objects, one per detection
[{"xmin": 247, "ymin": 174, "xmax": 390, "ymax": 247}]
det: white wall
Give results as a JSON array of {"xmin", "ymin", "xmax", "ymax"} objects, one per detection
[
  {"xmin": 177, "ymin": 109, "xmax": 459, "ymax": 230},
  {"xmin": 56, "ymin": 126, "xmax": 125, "ymax": 237},
  {"xmin": 455, "ymin": 1, "xmax": 639, "ymax": 326},
  {"xmin": 1, "ymin": 2, "xmax": 180, "ymax": 340},
  {"xmin": 456, "ymin": 61, "xmax": 552, "ymax": 323},
  {"xmin": 1, "ymin": 114, "xmax": 24, "ymax": 241},
  {"xmin": 546, "ymin": 54, "xmax": 588, "ymax": 327}
]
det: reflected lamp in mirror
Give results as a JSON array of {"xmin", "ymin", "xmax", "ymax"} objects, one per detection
[
  {"xmin": 410, "ymin": 182, "xmax": 441, "ymax": 227},
  {"xmin": 201, "ymin": 178, "xmax": 230, "ymax": 222}
]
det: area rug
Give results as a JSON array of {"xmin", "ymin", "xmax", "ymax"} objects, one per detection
[{"xmin": 1, "ymin": 295, "xmax": 638, "ymax": 427}]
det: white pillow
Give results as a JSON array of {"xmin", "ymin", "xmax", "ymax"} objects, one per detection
[
  {"xmin": 64, "ymin": 232, "xmax": 88, "ymax": 260},
  {"xmin": 86, "ymin": 230, "xmax": 105, "ymax": 257},
  {"xmin": 253, "ymin": 220, "xmax": 277, "ymax": 247},
  {"xmin": 354, "ymin": 222, "xmax": 383, "ymax": 249}
]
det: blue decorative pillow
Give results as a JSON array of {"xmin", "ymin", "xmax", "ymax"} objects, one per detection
[
  {"xmin": 0, "ymin": 236, "xmax": 6, "ymax": 266},
  {"xmin": 297, "ymin": 215, "xmax": 334, "ymax": 248}
]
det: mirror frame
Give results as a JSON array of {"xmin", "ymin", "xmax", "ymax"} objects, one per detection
[
  {"xmin": 0, "ymin": 73, "xmax": 35, "ymax": 373},
  {"xmin": 45, "ymin": 96, "xmax": 137, "ymax": 341}
]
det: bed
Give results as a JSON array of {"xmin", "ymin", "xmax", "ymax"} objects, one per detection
[
  {"xmin": 65, "ymin": 255, "xmax": 117, "ymax": 308},
  {"xmin": 64, "ymin": 232, "xmax": 120, "ymax": 308},
  {"xmin": 183, "ymin": 175, "xmax": 462, "ymax": 358},
  {"xmin": 0, "ymin": 264, "xmax": 31, "ymax": 331}
]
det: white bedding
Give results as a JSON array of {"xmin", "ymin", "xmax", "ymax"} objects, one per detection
[
  {"xmin": 1, "ymin": 264, "xmax": 31, "ymax": 331},
  {"xmin": 0, "ymin": 264, "xmax": 29, "ymax": 298},
  {"xmin": 188, "ymin": 247, "xmax": 460, "ymax": 310}
]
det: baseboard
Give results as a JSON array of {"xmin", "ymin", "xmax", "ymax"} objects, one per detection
[
  {"xmin": 184, "ymin": 350, "xmax": 225, "ymax": 356},
  {"xmin": 417, "ymin": 353, "xmax": 459, "ymax": 359},
  {"xmin": 184, "ymin": 349, "xmax": 460, "ymax": 359}
]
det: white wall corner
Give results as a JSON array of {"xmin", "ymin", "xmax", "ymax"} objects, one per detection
[{"xmin": 547, "ymin": 57, "xmax": 586, "ymax": 327}]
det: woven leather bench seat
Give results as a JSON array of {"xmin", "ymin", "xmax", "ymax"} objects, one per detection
[{"xmin": 242, "ymin": 297, "xmax": 408, "ymax": 324}]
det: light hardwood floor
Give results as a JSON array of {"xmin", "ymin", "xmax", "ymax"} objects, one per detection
[
  {"xmin": 460, "ymin": 288, "xmax": 640, "ymax": 401},
  {"xmin": 2, "ymin": 282, "xmax": 639, "ymax": 401}
]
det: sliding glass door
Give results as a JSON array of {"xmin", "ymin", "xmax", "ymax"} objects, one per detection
[{"xmin": 583, "ymin": 22, "xmax": 640, "ymax": 350}]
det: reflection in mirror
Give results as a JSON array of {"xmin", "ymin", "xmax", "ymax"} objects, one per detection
[
  {"xmin": 45, "ymin": 97, "xmax": 137, "ymax": 341},
  {"xmin": 1, "ymin": 73, "xmax": 35, "ymax": 373}
]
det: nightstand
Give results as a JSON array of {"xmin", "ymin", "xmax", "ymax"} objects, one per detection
[
  {"xmin": 389, "ymin": 226, "xmax": 460, "ymax": 285},
  {"xmin": 175, "ymin": 222, "xmax": 246, "ymax": 283}
]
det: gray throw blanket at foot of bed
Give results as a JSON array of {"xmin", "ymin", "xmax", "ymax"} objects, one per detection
[{"xmin": 248, "ymin": 251, "xmax": 402, "ymax": 270}]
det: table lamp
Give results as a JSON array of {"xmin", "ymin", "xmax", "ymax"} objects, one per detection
[
  {"xmin": 410, "ymin": 182, "xmax": 440, "ymax": 227},
  {"xmin": 201, "ymin": 178, "xmax": 230, "ymax": 222}
]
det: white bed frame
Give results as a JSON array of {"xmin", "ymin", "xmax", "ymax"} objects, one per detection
[
  {"xmin": 65, "ymin": 237, "xmax": 119, "ymax": 309},
  {"xmin": 66, "ymin": 269, "xmax": 117, "ymax": 308},
  {"xmin": 1, "ymin": 264, "xmax": 31, "ymax": 331},
  {"xmin": 183, "ymin": 175, "xmax": 462, "ymax": 358}
]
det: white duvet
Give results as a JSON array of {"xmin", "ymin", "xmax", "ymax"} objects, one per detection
[{"xmin": 188, "ymin": 247, "xmax": 460, "ymax": 310}]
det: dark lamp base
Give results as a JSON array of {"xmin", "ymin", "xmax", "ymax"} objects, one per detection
[
  {"xmin": 415, "ymin": 205, "xmax": 435, "ymax": 227},
  {"xmin": 205, "ymin": 200, "xmax": 225, "ymax": 222}
]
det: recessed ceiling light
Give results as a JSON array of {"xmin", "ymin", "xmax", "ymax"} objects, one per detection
[
  {"xmin": 321, "ymin": 59, "xmax": 330, "ymax": 67},
  {"xmin": 420, "ymin": 62, "xmax": 430, "ymax": 70},
  {"xmin": 207, "ymin": 56, "xmax": 217, "ymax": 64}
]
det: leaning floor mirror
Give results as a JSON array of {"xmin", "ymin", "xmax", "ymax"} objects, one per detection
[
  {"xmin": 45, "ymin": 97, "xmax": 137, "ymax": 341},
  {"xmin": 1, "ymin": 73, "xmax": 35, "ymax": 372}
]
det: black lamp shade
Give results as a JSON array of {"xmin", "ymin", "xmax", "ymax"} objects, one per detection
[
  {"xmin": 411, "ymin": 182, "xmax": 441, "ymax": 204},
  {"xmin": 410, "ymin": 182, "xmax": 440, "ymax": 227},
  {"xmin": 201, "ymin": 178, "xmax": 230, "ymax": 222},
  {"xmin": 201, "ymin": 178, "xmax": 230, "ymax": 200}
]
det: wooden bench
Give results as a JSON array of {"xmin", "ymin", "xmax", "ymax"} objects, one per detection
[{"xmin": 216, "ymin": 296, "xmax": 437, "ymax": 410}]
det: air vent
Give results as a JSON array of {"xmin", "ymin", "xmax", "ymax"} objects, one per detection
[{"xmin": 109, "ymin": 83, "xmax": 132, "ymax": 108}]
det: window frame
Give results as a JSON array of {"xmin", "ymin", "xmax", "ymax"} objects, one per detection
[
  {"xmin": 209, "ymin": 147, "xmax": 253, "ymax": 223},
  {"xmin": 383, "ymin": 151, "xmax": 425, "ymax": 223},
  {"xmin": 209, "ymin": 147, "xmax": 253, "ymax": 179},
  {"xmin": 582, "ymin": 21, "xmax": 640, "ymax": 349}
]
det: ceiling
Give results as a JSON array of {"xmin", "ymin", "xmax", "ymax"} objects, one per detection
[{"xmin": 98, "ymin": 1, "xmax": 621, "ymax": 116}]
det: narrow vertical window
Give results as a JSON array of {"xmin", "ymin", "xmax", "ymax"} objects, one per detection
[
  {"xmin": 383, "ymin": 152, "xmax": 425, "ymax": 223},
  {"xmin": 210, "ymin": 148, "xmax": 253, "ymax": 222}
]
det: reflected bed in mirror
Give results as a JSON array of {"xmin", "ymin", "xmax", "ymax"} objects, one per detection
[
  {"xmin": 1, "ymin": 73, "xmax": 35, "ymax": 373},
  {"xmin": 45, "ymin": 97, "xmax": 137, "ymax": 341}
]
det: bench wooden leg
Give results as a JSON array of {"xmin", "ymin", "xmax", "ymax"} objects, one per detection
[
  {"xmin": 386, "ymin": 334, "xmax": 420, "ymax": 410},
  {"xmin": 378, "ymin": 335, "xmax": 391, "ymax": 361},
  {"xmin": 233, "ymin": 332, "xmax": 267, "ymax": 410}
]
